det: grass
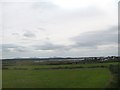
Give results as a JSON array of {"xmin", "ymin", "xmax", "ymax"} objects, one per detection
[
  {"xmin": 3, "ymin": 68, "xmax": 112, "ymax": 88},
  {"xmin": 0, "ymin": 70, "xmax": 2, "ymax": 89},
  {"xmin": 5, "ymin": 62, "xmax": 119, "ymax": 70}
]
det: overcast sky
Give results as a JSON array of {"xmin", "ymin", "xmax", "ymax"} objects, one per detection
[{"xmin": 0, "ymin": 0, "xmax": 119, "ymax": 59}]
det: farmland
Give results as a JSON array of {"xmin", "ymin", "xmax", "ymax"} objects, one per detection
[
  {"xmin": 3, "ymin": 68, "xmax": 111, "ymax": 88},
  {"xmin": 2, "ymin": 61, "xmax": 119, "ymax": 88}
]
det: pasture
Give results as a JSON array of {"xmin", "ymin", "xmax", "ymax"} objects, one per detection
[
  {"xmin": 2, "ymin": 62, "xmax": 118, "ymax": 88},
  {"xmin": 3, "ymin": 68, "xmax": 112, "ymax": 88}
]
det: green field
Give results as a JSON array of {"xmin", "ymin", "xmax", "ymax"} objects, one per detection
[
  {"xmin": 3, "ymin": 62, "xmax": 118, "ymax": 88},
  {"xmin": 3, "ymin": 68, "xmax": 112, "ymax": 88},
  {"xmin": 4, "ymin": 62, "xmax": 118, "ymax": 70},
  {"xmin": 0, "ymin": 70, "xmax": 2, "ymax": 89}
]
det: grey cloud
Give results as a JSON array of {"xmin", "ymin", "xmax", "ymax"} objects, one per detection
[
  {"xmin": 12, "ymin": 33, "xmax": 19, "ymax": 36},
  {"xmin": 71, "ymin": 26, "xmax": 118, "ymax": 48},
  {"xmin": 37, "ymin": 27, "xmax": 46, "ymax": 31},
  {"xmin": 2, "ymin": 44, "xmax": 18, "ymax": 48},
  {"xmin": 23, "ymin": 31, "xmax": 36, "ymax": 38},
  {"xmin": 32, "ymin": 1, "xmax": 58, "ymax": 11},
  {"xmin": 33, "ymin": 42, "xmax": 69, "ymax": 51},
  {"xmin": 2, "ymin": 44, "xmax": 26, "ymax": 52},
  {"xmin": 2, "ymin": 44, "xmax": 35, "ymax": 59},
  {"xmin": 72, "ymin": 6, "xmax": 104, "ymax": 18}
]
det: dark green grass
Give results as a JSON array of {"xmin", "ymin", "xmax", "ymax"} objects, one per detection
[
  {"xmin": 5, "ymin": 62, "xmax": 119, "ymax": 70},
  {"xmin": 0, "ymin": 70, "xmax": 2, "ymax": 89},
  {"xmin": 3, "ymin": 68, "xmax": 112, "ymax": 88}
]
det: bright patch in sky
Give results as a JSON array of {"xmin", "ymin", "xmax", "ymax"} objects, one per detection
[{"xmin": 51, "ymin": 0, "xmax": 92, "ymax": 9}]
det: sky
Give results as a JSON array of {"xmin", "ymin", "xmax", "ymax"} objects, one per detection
[{"xmin": 0, "ymin": 0, "xmax": 119, "ymax": 59}]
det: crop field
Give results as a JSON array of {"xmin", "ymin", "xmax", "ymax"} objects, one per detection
[{"xmin": 2, "ymin": 62, "xmax": 119, "ymax": 88}]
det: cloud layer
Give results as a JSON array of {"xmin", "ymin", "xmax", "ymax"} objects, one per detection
[
  {"xmin": 1, "ymin": 0, "xmax": 118, "ymax": 58},
  {"xmin": 71, "ymin": 26, "xmax": 118, "ymax": 48}
]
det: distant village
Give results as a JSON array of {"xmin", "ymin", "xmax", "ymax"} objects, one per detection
[{"xmin": 2, "ymin": 56, "xmax": 119, "ymax": 66}]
